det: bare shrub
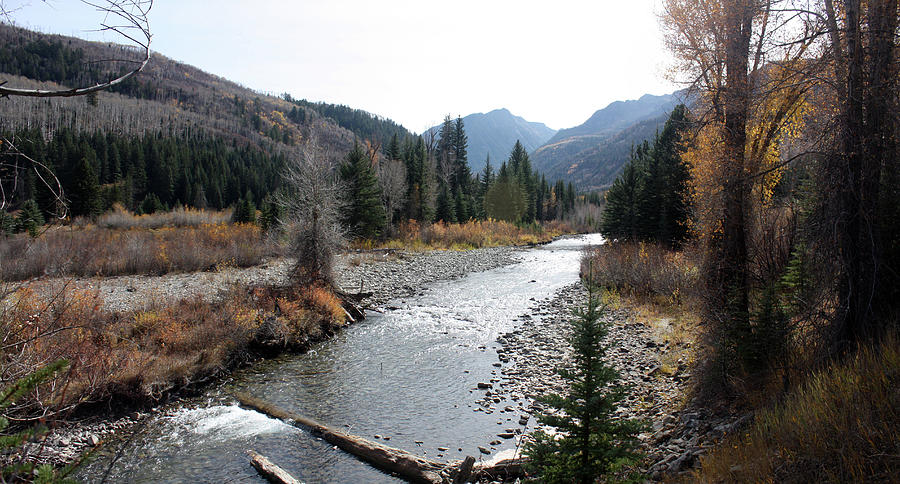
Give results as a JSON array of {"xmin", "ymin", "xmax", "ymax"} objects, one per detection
[{"xmin": 582, "ymin": 241, "xmax": 700, "ymax": 306}]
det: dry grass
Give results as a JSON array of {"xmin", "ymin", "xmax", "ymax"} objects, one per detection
[
  {"xmin": 692, "ymin": 332, "xmax": 900, "ymax": 483},
  {"xmin": 94, "ymin": 205, "xmax": 232, "ymax": 229},
  {"xmin": 0, "ymin": 282, "xmax": 345, "ymax": 410},
  {"xmin": 582, "ymin": 241, "xmax": 700, "ymax": 307},
  {"xmin": 0, "ymin": 222, "xmax": 279, "ymax": 281},
  {"xmin": 368, "ymin": 219, "xmax": 574, "ymax": 251}
]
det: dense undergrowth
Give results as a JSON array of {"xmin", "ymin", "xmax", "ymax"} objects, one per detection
[
  {"xmin": 694, "ymin": 332, "xmax": 900, "ymax": 483},
  {"xmin": 583, "ymin": 241, "xmax": 900, "ymax": 482}
]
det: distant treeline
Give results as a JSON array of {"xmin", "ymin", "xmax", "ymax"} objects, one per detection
[{"xmin": 2, "ymin": 128, "xmax": 284, "ymax": 218}]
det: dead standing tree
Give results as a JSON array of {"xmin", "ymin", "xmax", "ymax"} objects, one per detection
[{"xmin": 278, "ymin": 138, "xmax": 347, "ymax": 288}]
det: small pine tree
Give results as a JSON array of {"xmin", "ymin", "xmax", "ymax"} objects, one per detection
[
  {"xmin": 259, "ymin": 198, "xmax": 282, "ymax": 234},
  {"xmin": 526, "ymin": 282, "xmax": 644, "ymax": 483},
  {"xmin": 0, "ymin": 210, "xmax": 15, "ymax": 236},
  {"xmin": 139, "ymin": 193, "xmax": 166, "ymax": 215},
  {"xmin": 17, "ymin": 199, "xmax": 45, "ymax": 238}
]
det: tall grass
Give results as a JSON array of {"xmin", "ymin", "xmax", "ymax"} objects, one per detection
[
  {"xmin": 693, "ymin": 332, "xmax": 900, "ymax": 483},
  {"xmin": 0, "ymin": 222, "xmax": 279, "ymax": 281},
  {"xmin": 373, "ymin": 219, "xmax": 573, "ymax": 250},
  {"xmin": 94, "ymin": 205, "xmax": 233, "ymax": 229}
]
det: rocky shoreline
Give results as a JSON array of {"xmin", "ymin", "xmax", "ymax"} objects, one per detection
[
  {"xmin": 23, "ymin": 245, "xmax": 524, "ymax": 468},
  {"xmin": 475, "ymin": 282, "xmax": 751, "ymax": 481}
]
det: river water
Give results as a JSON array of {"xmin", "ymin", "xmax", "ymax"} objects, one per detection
[{"xmin": 80, "ymin": 234, "xmax": 604, "ymax": 483}]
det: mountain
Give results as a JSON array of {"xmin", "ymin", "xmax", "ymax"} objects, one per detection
[
  {"xmin": 429, "ymin": 109, "xmax": 556, "ymax": 172},
  {"xmin": 532, "ymin": 92, "xmax": 682, "ymax": 191},
  {"xmin": 0, "ymin": 24, "xmax": 410, "ymax": 212}
]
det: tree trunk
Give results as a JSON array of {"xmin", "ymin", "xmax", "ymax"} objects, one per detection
[{"xmin": 721, "ymin": 0, "xmax": 753, "ymax": 350}]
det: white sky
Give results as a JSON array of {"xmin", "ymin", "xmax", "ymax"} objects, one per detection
[{"xmin": 6, "ymin": 0, "xmax": 677, "ymax": 133}]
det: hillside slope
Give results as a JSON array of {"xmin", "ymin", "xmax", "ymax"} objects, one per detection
[
  {"xmin": 532, "ymin": 92, "xmax": 681, "ymax": 190},
  {"xmin": 0, "ymin": 24, "xmax": 408, "ymax": 212}
]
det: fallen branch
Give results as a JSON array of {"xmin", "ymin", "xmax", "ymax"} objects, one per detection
[{"xmin": 247, "ymin": 450, "xmax": 302, "ymax": 484}]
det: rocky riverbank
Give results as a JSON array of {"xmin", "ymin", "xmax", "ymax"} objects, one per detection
[
  {"xmin": 42, "ymin": 246, "xmax": 520, "ymax": 313},
  {"xmin": 23, "ymin": 246, "xmax": 523, "ymax": 468},
  {"xmin": 473, "ymin": 282, "xmax": 751, "ymax": 481}
]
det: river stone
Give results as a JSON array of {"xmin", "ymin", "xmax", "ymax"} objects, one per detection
[{"xmin": 478, "ymin": 446, "xmax": 491, "ymax": 455}]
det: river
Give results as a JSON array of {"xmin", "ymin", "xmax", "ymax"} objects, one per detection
[{"xmin": 80, "ymin": 234, "xmax": 604, "ymax": 483}]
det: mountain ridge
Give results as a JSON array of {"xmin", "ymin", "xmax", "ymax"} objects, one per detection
[
  {"xmin": 428, "ymin": 108, "xmax": 556, "ymax": 172},
  {"xmin": 532, "ymin": 91, "xmax": 682, "ymax": 190}
]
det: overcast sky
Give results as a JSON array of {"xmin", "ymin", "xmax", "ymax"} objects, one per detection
[{"xmin": 7, "ymin": 0, "xmax": 677, "ymax": 133}]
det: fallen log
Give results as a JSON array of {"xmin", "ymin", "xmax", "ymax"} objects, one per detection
[
  {"xmin": 235, "ymin": 393, "xmax": 445, "ymax": 484},
  {"xmin": 247, "ymin": 450, "xmax": 303, "ymax": 484}
]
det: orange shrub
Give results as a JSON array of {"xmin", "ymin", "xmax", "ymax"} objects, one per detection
[{"xmin": 0, "ymin": 281, "xmax": 347, "ymax": 409}]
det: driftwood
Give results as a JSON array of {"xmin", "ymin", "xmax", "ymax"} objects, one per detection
[
  {"xmin": 472, "ymin": 457, "xmax": 528, "ymax": 481},
  {"xmin": 235, "ymin": 393, "xmax": 445, "ymax": 484},
  {"xmin": 452, "ymin": 456, "xmax": 476, "ymax": 483},
  {"xmin": 247, "ymin": 450, "xmax": 303, "ymax": 484}
]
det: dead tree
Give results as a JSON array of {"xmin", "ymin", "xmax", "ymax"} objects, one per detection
[{"xmin": 277, "ymin": 137, "xmax": 347, "ymax": 288}]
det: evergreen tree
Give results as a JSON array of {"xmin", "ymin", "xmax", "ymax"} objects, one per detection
[
  {"xmin": 69, "ymin": 151, "xmax": 102, "ymax": 218},
  {"xmin": 435, "ymin": 184, "xmax": 456, "ymax": 223},
  {"xmin": 454, "ymin": 190, "xmax": 469, "ymax": 222},
  {"xmin": 484, "ymin": 179, "xmax": 527, "ymax": 222},
  {"xmin": 16, "ymin": 199, "xmax": 44, "ymax": 237},
  {"xmin": 340, "ymin": 142, "xmax": 385, "ymax": 238},
  {"xmin": 525, "ymin": 282, "xmax": 643, "ymax": 483},
  {"xmin": 0, "ymin": 210, "xmax": 15, "ymax": 236},
  {"xmin": 452, "ymin": 116, "xmax": 470, "ymax": 195},
  {"xmin": 651, "ymin": 104, "xmax": 691, "ymax": 247},
  {"xmin": 385, "ymin": 133, "xmax": 401, "ymax": 161},
  {"xmin": 600, "ymin": 105, "xmax": 692, "ymax": 246},
  {"xmin": 601, "ymin": 162, "xmax": 642, "ymax": 240},
  {"xmin": 259, "ymin": 197, "xmax": 283, "ymax": 234},
  {"xmin": 139, "ymin": 193, "xmax": 165, "ymax": 214}
]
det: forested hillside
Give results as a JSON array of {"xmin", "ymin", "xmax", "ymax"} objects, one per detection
[{"xmin": 0, "ymin": 24, "xmax": 414, "ymax": 215}]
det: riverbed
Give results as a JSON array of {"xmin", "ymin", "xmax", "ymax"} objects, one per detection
[{"xmin": 78, "ymin": 234, "xmax": 605, "ymax": 483}]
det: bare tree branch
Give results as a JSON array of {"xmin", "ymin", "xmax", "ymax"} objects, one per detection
[{"xmin": 0, "ymin": 0, "xmax": 153, "ymax": 99}]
